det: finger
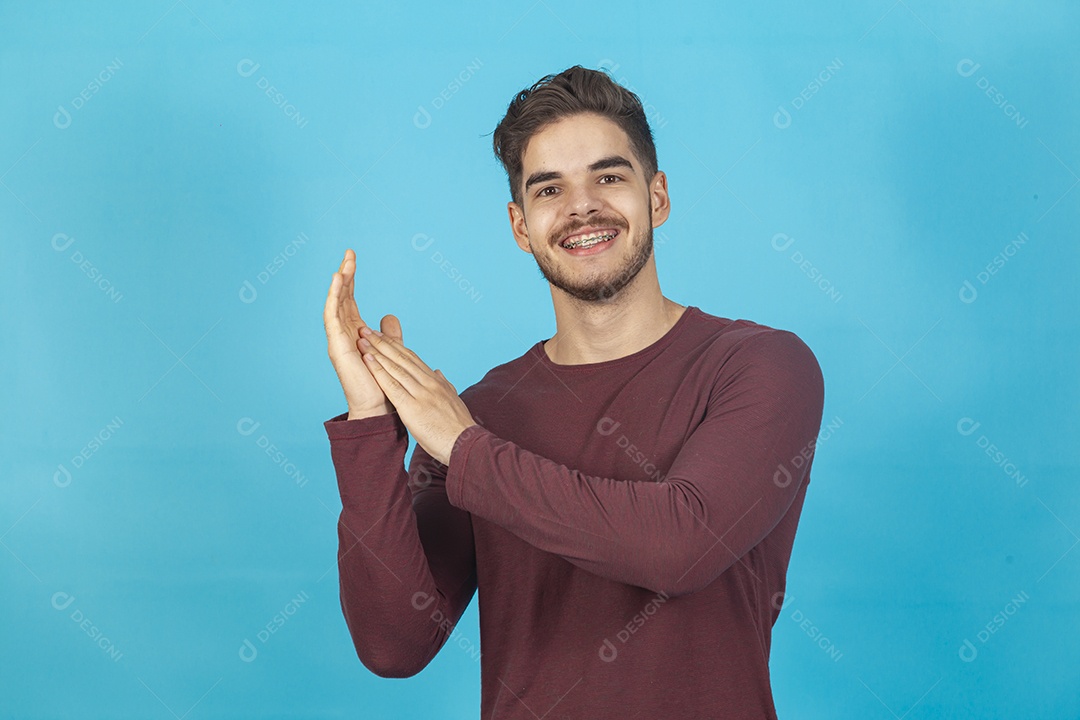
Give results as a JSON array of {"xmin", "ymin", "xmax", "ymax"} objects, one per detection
[
  {"xmin": 434, "ymin": 368, "xmax": 458, "ymax": 392},
  {"xmin": 337, "ymin": 256, "xmax": 357, "ymax": 325},
  {"xmin": 360, "ymin": 336, "xmax": 426, "ymax": 393},
  {"xmin": 325, "ymin": 268, "xmax": 361, "ymax": 342},
  {"xmin": 324, "ymin": 272, "xmax": 343, "ymax": 334},
  {"xmin": 363, "ymin": 329, "xmax": 436, "ymax": 379},
  {"xmin": 380, "ymin": 314, "xmax": 403, "ymax": 342},
  {"xmin": 327, "ymin": 271, "xmax": 358, "ymax": 341},
  {"xmin": 362, "ymin": 349, "xmax": 414, "ymax": 403},
  {"xmin": 342, "ymin": 253, "xmax": 370, "ymax": 330},
  {"xmin": 344, "ymin": 250, "xmax": 357, "ymax": 315}
]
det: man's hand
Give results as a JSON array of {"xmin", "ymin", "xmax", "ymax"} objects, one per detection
[
  {"xmin": 358, "ymin": 326, "xmax": 477, "ymax": 465},
  {"xmin": 323, "ymin": 249, "xmax": 403, "ymax": 419}
]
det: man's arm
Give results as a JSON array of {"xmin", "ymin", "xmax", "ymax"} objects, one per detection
[
  {"xmin": 325, "ymin": 411, "xmax": 476, "ymax": 677},
  {"xmin": 441, "ymin": 330, "xmax": 825, "ymax": 598}
]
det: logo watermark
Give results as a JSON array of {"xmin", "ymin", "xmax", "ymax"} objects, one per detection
[
  {"xmin": 958, "ymin": 590, "xmax": 1029, "ymax": 662},
  {"xmin": 54, "ymin": 58, "xmax": 124, "ymax": 130},
  {"xmin": 239, "ymin": 590, "xmax": 310, "ymax": 662},
  {"xmin": 958, "ymin": 231, "xmax": 1029, "ymax": 304},
  {"xmin": 597, "ymin": 60, "xmax": 669, "ymax": 130},
  {"xmin": 411, "ymin": 233, "xmax": 482, "ymax": 303},
  {"xmin": 238, "ymin": 232, "xmax": 309, "ymax": 303},
  {"xmin": 596, "ymin": 416, "xmax": 666, "ymax": 482},
  {"xmin": 773, "ymin": 58, "xmax": 843, "ymax": 130},
  {"xmin": 237, "ymin": 417, "xmax": 308, "ymax": 488},
  {"xmin": 411, "ymin": 591, "xmax": 481, "ymax": 662},
  {"xmin": 956, "ymin": 59, "xmax": 1029, "ymax": 129},
  {"xmin": 771, "ymin": 233, "xmax": 842, "ymax": 303},
  {"xmin": 413, "ymin": 59, "xmax": 483, "ymax": 129},
  {"xmin": 774, "ymin": 415, "xmax": 842, "ymax": 488},
  {"xmin": 598, "ymin": 590, "xmax": 670, "ymax": 662},
  {"xmin": 51, "ymin": 233, "xmax": 123, "ymax": 303},
  {"xmin": 771, "ymin": 591, "xmax": 842, "ymax": 661},
  {"xmin": 956, "ymin": 417, "xmax": 1027, "ymax": 487},
  {"xmin": 52, "ymin": 591, "xmax": 123, "ymax": 662},
  {"xmin": 53, "ymin": 416, "xmax": 124, "ymax": 488},
  {"xmin": 237, "ymin": 59, "xmax": 309, "ymax": 129}
]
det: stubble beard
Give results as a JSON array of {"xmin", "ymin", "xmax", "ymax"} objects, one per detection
[{"xmin": 530, "ymin": 214, "xmax": 655, "ymax": 303}]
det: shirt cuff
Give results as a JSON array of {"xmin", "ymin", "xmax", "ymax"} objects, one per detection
[
  {"xmin": 323, "ymin": 410, "xmax": 408, "ymax": 442},
  {"xmin": 445, "ymin": 423, "xmax": 490, "ymax": 508}
]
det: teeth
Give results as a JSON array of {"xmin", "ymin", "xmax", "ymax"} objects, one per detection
[{"xmin": 563, "ymin": 231, "xmax": 615, "ymax": 249}]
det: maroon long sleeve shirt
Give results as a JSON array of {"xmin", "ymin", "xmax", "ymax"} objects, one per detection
[{"xmin": 324, "ymin": 307, "xmax": 826, "ymax": 719}]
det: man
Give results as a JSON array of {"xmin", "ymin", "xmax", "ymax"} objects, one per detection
[{"xmin": 322, "ymin": 65, "xmax": 825, "ymax": 719}]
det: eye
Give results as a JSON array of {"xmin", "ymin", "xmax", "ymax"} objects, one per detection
[
  {"xmin": 537, "ymin": 186, "xmax": 557, "ymax": 197},
  {"xmin": 600, "ymin": 174, "xmax": 622, "ymax": 183}
]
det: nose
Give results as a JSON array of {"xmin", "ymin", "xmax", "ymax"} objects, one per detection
[{"xmin": 565, "ymin": 181, "xmax": 603, "ymax": 218}]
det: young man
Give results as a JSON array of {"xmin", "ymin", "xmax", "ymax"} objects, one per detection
[{"xmin": 322, "ymin": 65, "xmax": 825, "ymax": 719}]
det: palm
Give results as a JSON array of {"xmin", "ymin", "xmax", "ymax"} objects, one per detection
[{"xmin": 324, "ymin": 249, "xmax": 403, "ymax": 415}]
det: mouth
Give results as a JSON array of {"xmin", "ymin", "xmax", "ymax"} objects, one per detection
[{"xmin": 559, "ymin": 227, "xmax": 620, "ymax": 252}]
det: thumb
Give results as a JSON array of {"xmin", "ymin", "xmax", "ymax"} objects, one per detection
[{"xmin": 381, "ymin": 313, "xmax": 403, "ymax": 342}]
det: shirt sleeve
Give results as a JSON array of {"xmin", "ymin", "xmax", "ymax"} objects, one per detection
[
  {"xmin": 443, "ymin": 330, "xmax": 825, "ymax": 598},
  {"xmin": 324, "ymin": 410, "xmax": 477, "ymax": 677}
]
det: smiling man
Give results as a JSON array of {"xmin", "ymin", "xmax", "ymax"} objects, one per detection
[{"xmin": 322, "ymin": 65, "xmax": 825, "ymax": 719}]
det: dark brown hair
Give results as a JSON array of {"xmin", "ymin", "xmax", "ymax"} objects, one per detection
[{"xmin": 492, "ymin": 65, "xmax": 658, "ymax": 209}]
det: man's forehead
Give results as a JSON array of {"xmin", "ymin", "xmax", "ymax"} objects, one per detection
[{"xmin": 522, "ymin": 114, "xmax": 633, "ymax": 171}]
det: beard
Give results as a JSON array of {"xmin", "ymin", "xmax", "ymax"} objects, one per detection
[{"xmin": 529, "ymin": 212, "xmax": 654, "ymax": 303}]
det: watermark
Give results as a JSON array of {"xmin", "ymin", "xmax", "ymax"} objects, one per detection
[
  {"xmin": 237, "ymin": 417, "xmax": 308, "ymax": 488},
  {"xmin": 773, "ymin": 58, "xmax": 843, "ymax": 130},
  {"xmin": 956, "ymin": 417, "xmax": 1027, "ymax": 487},
  {"xmin": 412, "ymin": 414, "xmax": 486, "ymax": 493},
  {"xmin": 958, "ymin": 231, "xmax": 1029, "ymax": 304},
  {"xmin": 239, "ymin": 590, "xmax": 310, "ymax": 662},
  {"xmin": 410, "ymin": 456, "xmax": 446, "ymax": 493},
  {"xmin": 237, "ymin": 59, "xmax": 309, "ymax": 129},
  {"xmin": 598, "ymin": 590, "xmax": 670, "ymax": 662},
  {"xmin": 771, "ymin": 591, "xmax": 842, "ymax": 661},
  {"xmin": 53, "ymin": 416, "xmax": 124, "ymax": 488},
  {"xmin": 596, "ymin": 416, "xmax": 666, "ymax": 482},
  {"xmin": 411, "ymin": 233, "xmax": 482, "ymax": 303},
  {"xmin": 582, "ymin": 231, "xmax": 660, "ymax": 305},
  {"xmin": 411, "ymin": 591, "xmax": 481, "ymax": 662},
  {"xmin": 958, "ymin": 590, "xmax": 1029, "ymax": 662},
  {"xmin": 771, "ymin": 233, "xmax": 842, "ymax": 303},
  {"xmin": 410, "ymin": 415, "xmax": 485, "ymax": 491},
  {"xmin": 52, "ymin": 591, "xmax": 123, "ymax": 662},
  {"xmin": 51, "ymin": 233, "xmax": 123, "ymax": 303},
  {"xmin": 238, "ymin": 232, "xmax": 309, "ymax": 303},
  {"xmin": 54, "ymin": 57, "xmax": 124, "ymax": 130},
  {"xmin": 413, "ymin": 58, "xmax": 484, "ymax": 129},
  {"xmin": 597, "ymin": 60, "xmax": 669, "ymax": 130},
  {"xmin": 956, "ymin": 59, "xmax": 1029, "ymax": 130},
  {"xmin": 774, "ymin": 415, "xmax": 842, "ymax": 488}
]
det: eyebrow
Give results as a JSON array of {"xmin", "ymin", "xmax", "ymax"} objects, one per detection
[{"xmin": 523, "ymin": 155, "xmax": 635, "ymax": 194}]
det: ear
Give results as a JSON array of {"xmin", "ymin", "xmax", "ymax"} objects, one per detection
[
  {"xmin": 507, "ymin": 201, "xmax": 533, "ymax": 254},
  {"xmin": 648, "ymin": 170, "xmax": 671, "ymax": 229}
]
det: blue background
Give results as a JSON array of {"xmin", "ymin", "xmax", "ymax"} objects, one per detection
[{"xmin": 3, "ymin": 1, "xmax": 1078, "ymax": 718}]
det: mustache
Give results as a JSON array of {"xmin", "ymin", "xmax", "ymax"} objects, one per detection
[{"xmin": 550, "ymin": 218, "xmax": 627, "ymax": 243}]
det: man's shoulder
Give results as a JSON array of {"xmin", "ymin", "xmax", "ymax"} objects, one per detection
[
  {"xmin": 686, "ymin": 308, "xmax": 816, "ymax": 359},
  {"xmin": 686, "ymin": 309, "xmax": 822, "ymax": 394}
]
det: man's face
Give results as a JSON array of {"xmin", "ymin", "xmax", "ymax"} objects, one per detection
[{"xmin": 507, "ymin": 112, "xmax": 669, "ymax": 303}]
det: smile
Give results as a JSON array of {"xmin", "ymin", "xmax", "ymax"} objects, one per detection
[{"xmin": 560, "ymin": 229, "xmax": 619, "ymax": 249}]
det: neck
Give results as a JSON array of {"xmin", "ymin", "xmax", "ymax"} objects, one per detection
[{"xmin": 544, "ymin": 262, "xmax": 686, "ymax": 365}]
